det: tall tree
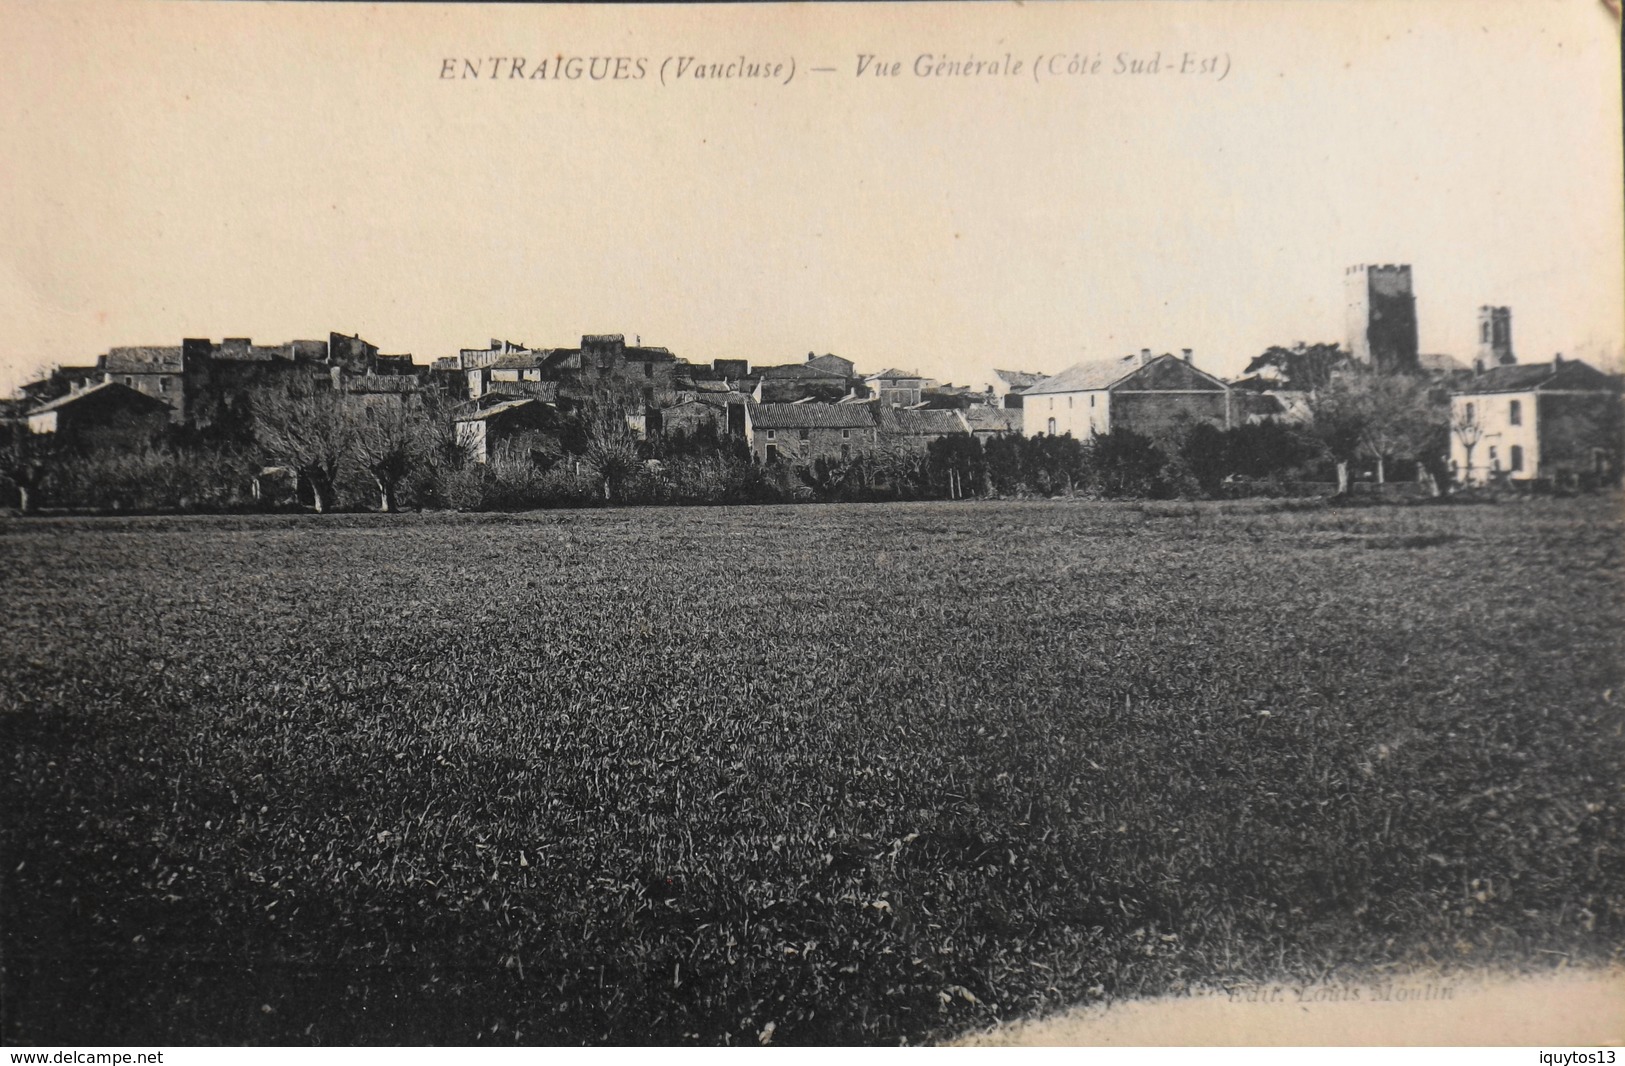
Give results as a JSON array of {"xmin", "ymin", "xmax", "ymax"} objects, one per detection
[
  {"xmin": 0, "ymin": 421, "xmax": 49, "ymax": 515},
  {"xmin": 351, "ymin": 400, "xmax": 441, "ymax": 513},
  {"xmin": 253, "ymin": 383, "xmax": 355, "ymax": 513},
  {"xmin": 1311, "ymin": 370, "xmax": 1445, "ymax": 489},
  {"xmin": 1243, "ymin": 343, "xmax": 1353, "ymax": 392},
  {"xmin": 582, "ymin": 414, "xmax": 641, "ymax": 503}
]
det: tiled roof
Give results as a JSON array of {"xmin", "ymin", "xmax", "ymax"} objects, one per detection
[
  {"xmin": 490, "ymin": 352, "xmax": 546, "ymax": 369},
  {"xmin": 962, "ymin": 406, "xmax": 1022, "ymax": 433},
  {"xmin": 1022, "ymin": 355, "xmax": 1143, "ymax": 395},
  {"xmin": 994, "ymin": 369, "xmax": 1046, "ymax": 391},
  {"xmin": 867, "ymin": 368, "xmax": 924, "ymax": 381},
  {"xmin": 1418, "ymin": 352, "xmax": 1471, "ymax": 374},
  {"xmin": 102, "ymin": 346, "xmax": 184, "ymax": 373},
  {"xmin": 749, "ymin": 402, "xmax": 877, "ymax": 430},
  {"xmin": 345, "ymin": 375, "xmax": 422, "ymax": 394},
  {"xmin": 29, "ymin": 381, "xmax": 171, "ymax": 415},
  {"xmin": 1454, "ymin": 360, "xmax": 1618, "ymax": 395},
  {"xmin": 883, "ymin": 408, "xmax": 969, "ymax": 436},
  {"xmin": 482, "ymin": 380, "xmax": 560, "ymax": 402},
  {"xmin": 455, "ymin": 398, "xmax": 539, "ymax": 422},
  {"xmin": 757, "ymin": 363, "xmax": 847, "ymax": 380}
]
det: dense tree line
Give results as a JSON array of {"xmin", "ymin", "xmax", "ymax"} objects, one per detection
[{"xmin": 0, "ymin": 360, "xmax": 1542, "ymax": 515}]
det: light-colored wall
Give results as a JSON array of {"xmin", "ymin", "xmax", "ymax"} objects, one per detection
[
  {"xmin": 1451, "ymin": 391, "xmax": 1538, "ymax": 483},
  {"xmin": 455, "ymin": 420, "xmax": 488, "ymax": 463},
  {"xmin": 1031, "ymin": 389, "xmax": 1109, "ymax": 439}
]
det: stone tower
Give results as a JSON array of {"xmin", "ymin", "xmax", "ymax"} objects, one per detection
[
  {"xmin": 1476, "ymin": 306, "xmax": 1514, "ymax": 368},
  {"xmin": 1345, "ymin": 264, "xmax": 1420, "ymax": 374}
]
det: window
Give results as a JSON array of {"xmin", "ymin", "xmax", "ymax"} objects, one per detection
[
  {"xmin": 1481, "ymin": 321, "xmax": 1491, "ymax": 343},
  {"xmin": 1509, "ymin": 400, "xmax": 1521, "ymax": 426},
  {"xmin": 124, "ymin": 376, "xmax": 133, "ymax": 387},
  {"xmin": 1068, "ymin": 396, "xmax": 1073, "ymax": 408},
  {"xmin": 842, "ymin": 428, "xmax": 850, "ymax": 440},
  {"xmin": 799, "ymin": 428, "xmax": 810, "ymax": 441},
  {"xmin": 1464, "ymin": 402, "xmax": 1475, "ymax": 423},
  {"xmin": 642, "ymin": 386, "xmax": 654, "ymax": 406},
  {"xmin": 1047, "ymin": 417, "xmax": 1057, "ymax": 435},
  {"xmin": 1510, "ymin": 445, "xmax": 1524, "ymax": 472},
  {"xmin": 765, "ymin": 443, "xmax": 778, "ymax": 464},
  {"xmin": 766, "ymin": 430, "xmax": 775, "ymax": 440},
  {"xmin": 644, "ymin": 362, "xmax": 653, "ymax": 379},
  {"xmin": 1488, "ymin": 445, "xmax": 1499, "ymax": 470},
  {"xmin": 158, "ymin": 378, "xmax": 169, "ymax": 393},
  {"xmin": 1090, "ymin": 395, "xmax": 1096, "ymax": 407},
  {"xmin": 1049, "ymin": 397, "xmax": 1054, "ymax": 410}
]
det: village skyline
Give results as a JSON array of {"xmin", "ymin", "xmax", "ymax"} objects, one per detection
[{"xmin": 2, "ymin": 1, "xmax": 1621, "ymax": 396}]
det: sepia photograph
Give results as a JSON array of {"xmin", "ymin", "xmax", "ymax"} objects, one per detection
[{"xmin": 0, "ymin": 0, "xmax": 1621, "ymax": 1050}]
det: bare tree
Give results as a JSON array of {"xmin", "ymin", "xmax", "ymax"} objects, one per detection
[
  {"xmin": 351, "ymin": 400, "xmax": 440, "ymax": 513},
  {"xmin": 253, "ymin": 383, "xmax": 354, "ymax": 514},
  {"xmin": 1450, "ymin": 401, "xmax": 1485, "ymax": 488}
]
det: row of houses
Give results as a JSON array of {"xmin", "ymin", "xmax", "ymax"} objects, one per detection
[{"xmin": 11, "ymin": 316, "xmax": 1623, "ymax": 489}]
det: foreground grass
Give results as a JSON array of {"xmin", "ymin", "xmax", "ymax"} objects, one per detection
[{"xmin": 1, "ymin": 497, "xmax": 1621, "ymax": 1045}]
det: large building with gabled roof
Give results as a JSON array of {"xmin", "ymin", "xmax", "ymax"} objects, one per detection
[
  {"xmin": 1023, "ymin": 349, "xmax": 1231, "ymax": 442},
  {"xmin": 1448, "ymin": 357, "xmax": 1622, "ymax": 486}
]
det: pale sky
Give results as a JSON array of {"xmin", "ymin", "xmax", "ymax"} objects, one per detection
[{"xmin": 1, "ymin": 0, "xmax": 1620, "ymax": 395}]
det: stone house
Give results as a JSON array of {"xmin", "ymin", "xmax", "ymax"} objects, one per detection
[
  {"xmin": 865, "ymin": 369, "xmax": 934, "ymax": 408},
  {"xmin": 747, "ymin": 402, "xmax": 879, "ymax": 465},
  {"xmin": 1024, "ymin": 350, "xmax": 1231, "ymax": 442},
  {"xmin": 874, "ymin": 406, "xmax": 972, "ymax": 453},
  {"xmin": 26, "ymin": 382, "xmax": 172, "ymax": 451},
  {"xmin": 99, "ymin": 346, "xmax": 190, "ymax": 423},
  {"xmin": 986, "ymin": 369, "xmax": 1046, "ymax": 409},
  {"xmin": 541, "ymin": 334, "xmax": 684, "ymax": 413},
  {"xmin": 453, "ymin": 398, "xmax": 555, "ymax": 464},
  {"xmin": 752, "ymin": 363, "xmax": 850, "ymax": 404},
  {"xmin": 806, "ymin": 353, "xmax": 856, "ymax": 379},
  {"xmin": 661, "ymin": 389, "xmax": 750, "ymax": 439},
  {"xmin": 961, "ymin": 405, "xmax": 1023, "ymax": 439},
  {"xmin": 1449, "ymin": 357, "xmax": 1623, "ymax": 486}
]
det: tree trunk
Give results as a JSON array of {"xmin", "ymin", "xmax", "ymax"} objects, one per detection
[
  {"xmin": 1375, "ymin": 456, "xmax": 1386, "ymax": 485},
  {"xmin": 17, "ymin": 483, "xmax": 33, "ymax": 515},
  {"xmin": 1335, "ymin": 461, "xmax": 1349, "ymax": 496},
  {"xmin": 375, "ymin": 474, "xmax": 394, "ymax": 514}
]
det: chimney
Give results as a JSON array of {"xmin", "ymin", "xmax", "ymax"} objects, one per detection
[
  {"xmin": 1181, "ymin": 348, "xmax": 1193, "ymax": 363},
  {"xmin": 807, "ymin": 351, "xmax": 815, "ymax": 362},
  {"xmin": 1554, "ymin": 352, "xmax": 1564, "ymax": 368},
  {"xmin": 1139, "ymin": 348, "xmax": 1151, "ymax": 366}
]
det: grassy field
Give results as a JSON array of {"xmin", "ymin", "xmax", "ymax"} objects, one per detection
[{"xmin": 1, "ymin": 497, "xmax": 1621, "ymax": 1045}]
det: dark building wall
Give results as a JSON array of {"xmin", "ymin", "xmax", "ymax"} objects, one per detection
[
  {"xmin": 1345, "ymin": 265, "xmax": 1420, "ymax": 374},
  {"xmin": 754, "ymin": 424, "xmax": 876, "ymax": 464},
  {"xmin": 1538, "ymin": 392, "xmax": 1624, "ymax": 482},
  {"xmin": 329, "ymin": 333, "xmax": 376, "ymax": 373},
  {"xmin": 565, "ymin": 336, "xmax": 681, "ymax": 410},
  {"xmin": 53, "ymin": 393, "xmax": 169, "ymax": 451},
  {"xmin": 1110, "ymin": 391, "xmax": 1229, "ymax": 441},
  {"xmin": 105, "ymin": 370, "xmax": 185, "ymax": 423}
]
